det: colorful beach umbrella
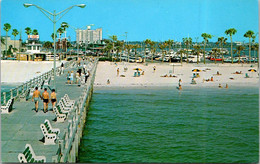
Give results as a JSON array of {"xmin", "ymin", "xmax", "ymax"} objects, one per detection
[
  {"xmin": 248, "ymin": 69, "xmax": 256, "ymax": 72},
  {"xmin": 192, "ymin": 69, "xmax": 201, "ymax": 72},
  {"xmin": 133, "ymin": 68, "xmax": 142, "ymax": 71}
]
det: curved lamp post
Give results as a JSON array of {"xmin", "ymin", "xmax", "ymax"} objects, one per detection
[{"xmin": 23, "ymin": 3, "xmax": 86, "ymax": 91}]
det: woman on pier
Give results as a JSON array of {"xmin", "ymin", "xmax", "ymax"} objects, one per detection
[{"xmin": 50, "ymin": 89, "xmax": 57, "ymax": 111}]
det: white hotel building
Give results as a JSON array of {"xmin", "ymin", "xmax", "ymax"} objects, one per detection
[{"xmin": 76, "ymin": 28, "xmax": 102, "ymax": 44}]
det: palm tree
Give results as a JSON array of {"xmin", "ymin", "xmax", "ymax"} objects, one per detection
[
  {"xmin": 132, "ymin": 44, "xmax": 140, "ymax": 62},
  {"xmin": 61, "ymin": 22, "xmax": 69, "ymax": 38},
  {"xmin": 211, "ymin": 48, "xmax": 220, "ymax": 64},
  {"xmin": 3, "ymin": 23, "xmax": 11, "ymax": 58},
  {"xmin": 51, "ymin": 33, "xmax": 57, "ymax": 41},
  {"xmin": 201, "ymin": 33, "xmax": 212, "ymax": 64},
  {"xmin": 179, "ymin": 49, "xmax": 185, "ymax": 64},
  {"xmin": 115, "ymin": 41, "xmax": 124, "ymax": 62},
  {"xmin": 225, "ymin": 28, "xmax": 237, "ymax": 64},
  {"xmin": 25, "ymin": 27, "xmax": 32, "ymax": 38},
  {"xmin": 109, "ymin": 35, "xmax": 118, "ymax": 57},
  {"xmin": 125, "ymin": 44, "xmax": 133, "ymax": 62},
  {"xmin": 144, "ymin": 39, "xmax": 151, "ymax": 59},
  {"xmin": 183, "ymin": 37, "xmax": 192, "ymax": 63},
  {"xmin": 43, "ymin": 41, "xmax": 53, "ymax": 51},
  {"xmin": 233, "ymin": 45, "xmax": 245, "ymax": 64},
  {"xmin": 158, "ymin": 43, "xmax": 167, "ymax": 63},
  {"xmin": 216, "ymin": 37, "xmax": 228, "ymax": 64},
  {"xmin": 11, "ymin": 29, "xmax": 19, "ymax": 52},
  {"xmin": 165, "ymin": 39, "xmax": 174, "ymax": 52},
  {"xmin": 193, "ymin": 45, "xmax": 202, "ymax": 64},
  {"xmin": 32, "ymin": 29, "xmax": 39, "ymax": 35},
  {"xmin": 149, "ymin": 41, "xmax": 156, "ymax": 63},
  {"xmin": 244, "ymin": 30, "xmax": 255, "ymax": 64}
]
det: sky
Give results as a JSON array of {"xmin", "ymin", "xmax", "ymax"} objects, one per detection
[{"xmin": 1, "ymin": 0, "xmax": 259, "ymax": 42}]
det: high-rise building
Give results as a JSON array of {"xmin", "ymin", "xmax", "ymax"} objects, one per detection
[{"xmin": 77, "ymin": 28, "xmax": 102, "ymax": 44}]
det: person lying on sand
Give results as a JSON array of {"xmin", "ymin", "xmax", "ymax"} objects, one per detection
[
  {"xmin": 160, "ymin": 74, "xmax": 168, "ymax": 77},
  {"xmin": 232, "ymin": 71, "xmax": 242, "ymax": 74}
]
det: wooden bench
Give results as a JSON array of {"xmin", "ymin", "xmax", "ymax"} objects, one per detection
[
  {"xmin": 18, "ymin": 144, "xmax": 46, "ymax": 163},
  {"xmin": 40, "ymin": 119, "xmax": 59, "ymax": 145},
  {"xmin": 53, "ymin": 106, "xmax": 68, "ymax": 123},
  {"xmin": 1, "ymin": 98, "xmax": 14, "ymax": 114}
]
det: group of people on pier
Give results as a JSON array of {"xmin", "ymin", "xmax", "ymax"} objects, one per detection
[{"xmin": 32, "ymin": 87, "xmax": 57, "ymax": 113}]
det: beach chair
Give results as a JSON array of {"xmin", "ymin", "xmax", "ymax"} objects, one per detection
[
  {"xmin": 60, "ymin": 97, "xmax": 75, "ymax": 108},
  {"xmin": 1, "ymin": 98, "xmax": 14, "ymax": 114},
  {"xmin": 18, "ymin": 144, "xmax": 46, "ymax": 163}
]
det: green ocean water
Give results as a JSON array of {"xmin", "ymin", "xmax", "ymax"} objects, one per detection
[{"xmin": 78, "ymin": 87, "xmax": 259, "ymax": 163}]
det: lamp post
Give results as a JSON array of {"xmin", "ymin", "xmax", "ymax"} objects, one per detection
[{"xmin": 23, "ymin": 3, "xmax": 86, "ymax": 91}]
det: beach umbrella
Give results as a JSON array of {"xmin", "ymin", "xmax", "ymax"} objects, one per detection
[
  {"xmin": 248, "ymin": 69, "xmax": 256, "ymax": 72},
  {"xmin": 192, "ymin": 69, "xmax": 201, "ymax": 72},
  {"xmin": 133, "ymin": 68, "xmax": 142, "ymax": 71}
]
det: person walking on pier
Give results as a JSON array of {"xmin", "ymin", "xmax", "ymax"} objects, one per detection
[
  {"xmin": 61, "ymin": 62, "xmax": 64, "ymax": 74},
  {"xmin": 32, "ymin": 87, "xmax": 42, "ymax": 112},
  {"xmin": 42, "ymin": 88, "xmax": 49, "ymax": 113},
  {"xmin": 50, "ymin": 89, "xmax": 57, "ymax": 112}
]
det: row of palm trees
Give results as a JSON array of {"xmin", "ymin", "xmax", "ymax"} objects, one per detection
[{"xmin": 103, "ymin": 28, "xmax": 258, "ymax": 65}]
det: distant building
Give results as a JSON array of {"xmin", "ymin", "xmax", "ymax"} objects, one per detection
[
  {"xmin": 17, "ymin": 35, "xmax": 53, "ymax": 61},
  {"xmin": 77, "ymin": 28, "xmax": 102, "ymax": 44},
  {"xmin": 1, "ymin": 36, "xmax": 21, "ymax": 53}
]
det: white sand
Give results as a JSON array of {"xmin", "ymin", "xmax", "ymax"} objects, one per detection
[
  {"xmin": 1, "ymin": 60, "xmax": 65, "ymax": 83},
  {"xmin": 94, "ymin": 61, "xmax": 259, "ymax": 88}
]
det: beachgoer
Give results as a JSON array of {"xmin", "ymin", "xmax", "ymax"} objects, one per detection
[
  {"xmin": 142, "ymin": 71, "xmax": 144, "ymax": 75},
  {"xmin": 42, "ymin": 88, "xmax": 49, "ymax": 113},
  {"xmin": 32, "ymin": 87, "xmax": 42, "ymax": 112},
  {"xmin": 153, "ymin": 66, "xmax": 156, "ymax": 73},
  {"xmin": 107, "ymin": 79, "xmax": 110, "ymax": 85},
  {"xmin": 178, "ymin": 79, "xmax": 182, "ymax": 86},
  {"xmin": 217, "ymin": 71, "xmax": 220, "ymax": 75},
  {"xmin": 70, "ymin": 71, "xmax": 74, "ymax": 84},
  {"xmin": 50, "ymin": 89, "xmax": 57, "ymax": 112},
  {"xmin": 191, "ymin": 78, "xmax": 196, "ymax": 84},
  {"xmin": 67, "ymin": 71, "xmax": 70, "ymax": 84},
  {"xmin": 225, "ymin": 83, "xmax": 228, "ymax": 88},
  {"xmin": 218, "ymin": 83, "xmax": 222, "ymax": 88},
  {"xmin": 85, "ymin": 71, "xmax": 89, "ymax": 83},
  {"xmin": 210, "ymin": 76, "xmax": 213, "ymax": 81},
  {"xmin": 178, "ymin": 84, "xmax": 182, "ymax": 90},
  {"xmin": 83, "ymin": 63, "xmax": 86, "ymax": 73},
  {"xmin": 61, "ymin": 63, "xmax": 64, "ymax": 74},
  {"xmin": 76, "ymin": 71, "xmax": 80, "ymax": 84},
  {"xmin": 78, "ymin": 67, "xmax": 82, "ymax": 77},
  {"xmin": 117, "ymin": 68, "xmax": 119, "ymax": 76}
]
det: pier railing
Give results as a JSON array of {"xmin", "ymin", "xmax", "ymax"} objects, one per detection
[
  {"xmin": 1, "ymin": 61, "xmax": 75, "ymax": 105},
  {"xmin": 53, "ymin": 58, "xmax": 98, "ymax": 163}
]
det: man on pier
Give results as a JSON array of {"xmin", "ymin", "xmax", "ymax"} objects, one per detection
[
  {"xmin": 32, "ymin": 87, "xmax": 42, "ymax": 112},
  {"xmin": 42, "ymin": 88, "xmax": 49, "ymax": 113}
]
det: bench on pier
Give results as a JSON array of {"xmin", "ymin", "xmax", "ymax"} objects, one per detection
[
  {"xmin": 18, "ymin": 144, "xmax": 46, "ymax": 163},
  {"xmin": 43, "ymin": 76, "xmax": 51, "ymax": 87},
  {"xmin": 53, "ymin": 106, "xmax": 68, "ymax": 123},
  {"xmin": 19, "ymin": 88, "xmax": 31, "ymax": 102},
  {"xmin": 64, "ymin": 94, "xmax": 75, "ymax": 105},
  {"xmin": 1, "ymin": 98, "xmax": 14, "ymax": 114},
  {"xmin": 58, "ymin": 98, "xmax": 75, "ymax": 110},
  {"xmin": 40, "ymin": 119, "xmax": 59, "ymax": 145}
]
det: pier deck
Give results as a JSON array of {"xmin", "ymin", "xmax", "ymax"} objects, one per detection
[{"xmin": 1, "ymin": 60, "xmax": 97, "ymax": 163}]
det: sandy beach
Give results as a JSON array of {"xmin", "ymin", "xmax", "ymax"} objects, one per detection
[
  {"xmin": 1, "ymin": 60, "xmax": 65, "ymax": 84},
  {"xmin": 94, "ymin": 61, "xmax": 259, "ymax": 88}
]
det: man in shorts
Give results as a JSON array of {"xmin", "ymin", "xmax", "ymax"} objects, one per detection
[
  {"xmin": 32, "ymin": 87, "xmax": 42, "ymax": 112},
  {"xmin": 42, "ymin": 88, "xmax": 49, "ymax": 113}
]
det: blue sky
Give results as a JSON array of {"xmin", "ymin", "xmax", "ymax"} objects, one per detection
[{"xmin": 1, "ymin": 0, "xmax": 259, "ymax": 42}]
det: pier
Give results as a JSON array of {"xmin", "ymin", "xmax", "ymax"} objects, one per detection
[{"xmin": 1, "ymin": 58, "xmax": 98, "ymax": 162}]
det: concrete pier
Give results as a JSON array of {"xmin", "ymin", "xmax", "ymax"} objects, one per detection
[{"xmin": 1, "ymin": 58, "xmax": 98, "ymax": 163}]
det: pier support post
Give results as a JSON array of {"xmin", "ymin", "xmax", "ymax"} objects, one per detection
[{"xmin": 3, "ymin": 92, "xmax": 6, "ymax": 104}]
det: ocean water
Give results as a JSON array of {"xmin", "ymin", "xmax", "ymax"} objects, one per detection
[{"xmin": 79, "ymin": 87, "xmax": 259, "ymax": 163}]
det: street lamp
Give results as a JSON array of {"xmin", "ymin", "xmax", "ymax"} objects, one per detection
[{"xmin": 23, "ymin": 3, "xmax": 86, "ymax": 91}]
